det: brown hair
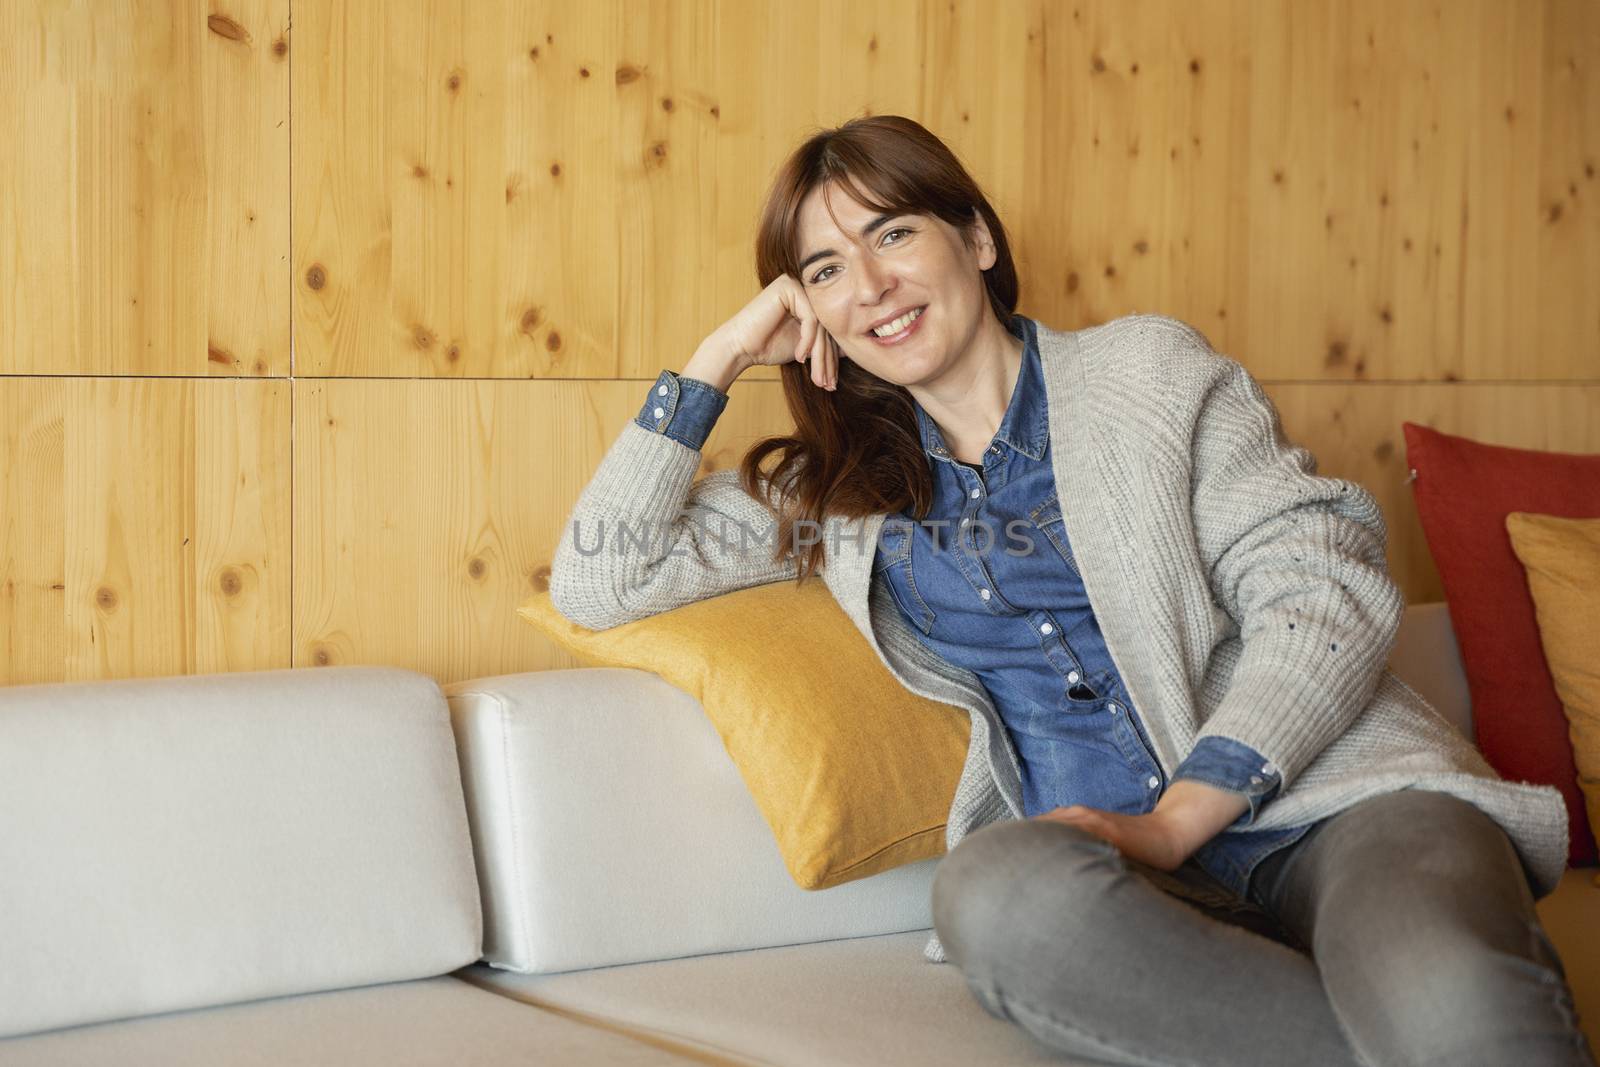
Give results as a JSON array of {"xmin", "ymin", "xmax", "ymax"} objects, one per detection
[{"xmin": 736, "ymin": 114, "xmax": 1021, "ymax": 584}]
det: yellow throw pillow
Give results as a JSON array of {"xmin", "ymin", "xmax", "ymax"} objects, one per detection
[
  {"xmin": 516, "ymin": 580, "xmax": 970, "ymax": 890},
  {"xmin": 1506, "ymin": 512, "xmax": 1600, "ymax": 888}
]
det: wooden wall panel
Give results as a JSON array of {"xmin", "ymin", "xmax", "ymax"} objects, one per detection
[
  {"xmin": 0, "ymin": 379, "xmax": 291, "ymax": 684},
  {"xmin": 0, "ymin": 0, "xmax": 290, "ymax": 377},
  {"xmin": 292, "ymin": 378, "xmax": 793, "ymax": 681},
  {"xmin": 3, "ymin": 0, "xmax": 1596, "ymax": 683},
  {"xmin": 293, "ymin": 0, "xmax": 625, "ymax": 377}
]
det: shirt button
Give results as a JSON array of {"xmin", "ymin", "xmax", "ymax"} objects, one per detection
[
  {"xmin": 979, "ymin": 588, "xmax": 991, "ymax": 600},
  {"xmin": 652, "ymin": 406, "xmax": 665, "ymax": 419},
  {"xmin": 1110, "ymin": 706, "xmax": 1120, "ymax": 716},
  {"xmin": 970, "ymin": 488, "xmax": 980, "ymax": 499},
  {"xmin": 1040, "ymin": 623, "xmax": 1053, "ymax": 634},
  {"xmin": 1147, "ymin": 775, "xmax": 1160, "ymax": 789},
  {"xmin": 1261, "ymin": 761, "xmax": 1277, "ymax": 775},
  {"xmin": 991, "ymin": 445, "xmax": 1001, "ymax": 454},
  {"xmin": 1067, "ymin": 670, "xmax": 1080, "ymax": 683},
  {"xmin": 657, "ymin": 384, "xmax": 668, "ymax": 396},
  {"xmin": 1250, "ymin": 775, "xmax": 1264, "ymax": 785}
]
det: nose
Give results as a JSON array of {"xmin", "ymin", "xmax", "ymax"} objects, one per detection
[{"xmin": 854, "ymin": 254, "xmax": 895, "ymax": 312}]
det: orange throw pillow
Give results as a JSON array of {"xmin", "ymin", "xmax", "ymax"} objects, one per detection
[{"xmin": 1506, "ymin": 512, "xmax": 1600, "ymax": 888}]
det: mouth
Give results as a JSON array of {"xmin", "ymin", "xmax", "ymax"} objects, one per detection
[{"xmin": 866, "ymin": 305, "xmax": 927, "ymax": 344}]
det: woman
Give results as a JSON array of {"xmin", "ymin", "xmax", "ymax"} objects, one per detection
[{"xmin": 550, "ymin": 115, "xmax": 1591, "ymax": 1066}]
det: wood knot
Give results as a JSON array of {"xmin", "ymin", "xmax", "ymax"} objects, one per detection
[
  {"xmin": 95, "ymin": 586, "xmax": 118, "ymax": 611},
  {"xmin": 550, "ymin": 162, "xmax": 561, "ymax": 177},
  {"xmin": 272, "ymin": 39, "xmax": 287, "ymax": 58},
  {"xmin": 219, "ymin": 568, "xmax": 242, "ymax": 596},
  {"xmin": 579, "ymin": 66, "xmax": 591, "ymax": 78},
  {"xmin": 545, "ymin": 330, "xmax": 562, "ymax": 352},
  {"xmin": 306, "ymin": 264, "xmax": 326, "ymax": 290},
  {"xmin": 413, "ymin": 326, "xmax": 436, "ymax": 350},
  {"xmin": 521, "ymin": 307, "xmax": 544, "ymax": 333},
  {"xmin": 661, "ymin": 97, "xmax": 674, "ymax": 112},
  {"xmin": 206, "ymin": 13, "xmax": 250, "ymax": 43},
  {"xmin": 1090, "ymin": 54, "xmax": 1105, "ymax": 73},
  {"xmin": 208, "ymin": 343, "xmax": 236, "ymax": 366},
  {"xmin": 529, "ymin": 565, "xmax": 551, "ymax": 591},
  {"xmin": 467, "ymin": 557, "xmax": 486, "ymax": 580},
  {"xmin": 615, "ymin": 64, "xmax": 641, "ymax": 85},
  {"xmin": 447, "ymin": 344, "xmax": 460, "ymax": 362},
  {"xmin": 311, "ymin": 645, "xmax": 333, "ymax": 666}
]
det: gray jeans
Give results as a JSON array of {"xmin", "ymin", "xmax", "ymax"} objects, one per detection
[{"xmin": 931, "ymin": 788, "xmax": 1595, "ymax": 1066}]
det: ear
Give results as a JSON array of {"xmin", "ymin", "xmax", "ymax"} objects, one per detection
[{"xmin": 966, "ymin": 208, "xmax": 998, "ymax": 272}]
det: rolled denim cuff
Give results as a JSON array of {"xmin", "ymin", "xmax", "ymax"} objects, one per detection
[
  {"xmin": 633, "ymin": 369, "xmax": 729, "ymax": 452},
  {"xmin": 1171, "ymin": 735, "xmax": 1283, "ymax": 829}
]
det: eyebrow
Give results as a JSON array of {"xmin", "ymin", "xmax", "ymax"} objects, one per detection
[{"xmin": 797, "ymin": 212, "xmax": 900, "ymax": 274}]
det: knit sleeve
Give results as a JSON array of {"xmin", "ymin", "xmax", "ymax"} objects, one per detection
[
  {"xmin": 1184, "ymin": 351, "xmax": 1404, "ymax": 792},
  {"xmin": 548, "ymin": 417, "xmax": 802, "ymax": 631}
]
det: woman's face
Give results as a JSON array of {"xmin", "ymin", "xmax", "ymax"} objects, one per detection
[{"xmin": 793, "ymin": 179, "xmax": 998, "ymax": 387}]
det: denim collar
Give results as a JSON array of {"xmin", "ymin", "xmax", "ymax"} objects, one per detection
[{"xmin": 913, "ymin": 313, "xmax": 1049, "ymax": 462}]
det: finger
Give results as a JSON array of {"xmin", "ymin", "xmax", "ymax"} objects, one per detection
[
  {"xmin": 811, "ymin": 326, "xmax": 826, "ymax": 388},
  {"xmin": 826, "ymin": 332, "xmax": 839, "ymax": 390},
  {"xmin": 795, "ymin": 314, "xmax": 816, "ymax": 365}
]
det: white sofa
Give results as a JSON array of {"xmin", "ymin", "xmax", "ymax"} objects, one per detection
[{"xmin": 1, "ymin": 603, "xmax": 1595, "ymax": 1066}]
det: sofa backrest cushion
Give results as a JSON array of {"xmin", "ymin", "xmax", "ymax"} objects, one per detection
[
  {"xmin": 0, "ymin": 666, "xmax": 483, "ymax": 1039},
  {"xmin": 445, "ymin": 667, "xmax": 939, "ymax": 974}
]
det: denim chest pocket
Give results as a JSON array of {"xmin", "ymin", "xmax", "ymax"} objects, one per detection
[
  {"xmin": 1028, "ymin": 493, "xmax": 1082, "ymax": 578},
  {"xmin": 873, "ymin": 521, "xmax": 937, "ymax": 636}
]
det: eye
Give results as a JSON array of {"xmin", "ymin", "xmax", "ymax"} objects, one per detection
[{"xmin": 807, "ymin": 227, "xmax": 914, "ymax": 284}]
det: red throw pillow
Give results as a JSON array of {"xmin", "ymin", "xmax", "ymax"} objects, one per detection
[{"xmin": 1403, "ymin": 422, "xmax": 1600, "ymax": 866}]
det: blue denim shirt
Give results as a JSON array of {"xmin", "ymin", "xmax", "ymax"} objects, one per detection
[{"xmin": 635, "ymin": 318, "xmax": 1317, "ymax": 900}]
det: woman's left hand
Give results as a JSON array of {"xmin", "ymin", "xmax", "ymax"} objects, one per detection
[{"xmin": 1030, "ymin": 805, "xmax": 1192, "ymax": 871}]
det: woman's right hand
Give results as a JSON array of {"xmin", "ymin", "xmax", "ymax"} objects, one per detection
[{"xmin": 705, "ymin": 275, "xmax": 842, "ymax": 392}]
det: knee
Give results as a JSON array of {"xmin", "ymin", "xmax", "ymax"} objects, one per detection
[{"xmin": 931, "ymin": 818, "xmax": 1120, "ymax": 969}]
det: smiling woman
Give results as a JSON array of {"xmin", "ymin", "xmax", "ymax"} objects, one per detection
[{"xmin": 547, "ymin": 113, "xmax": 1592, "ymax": 1067}]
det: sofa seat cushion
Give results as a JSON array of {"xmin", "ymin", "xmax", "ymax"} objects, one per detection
[
  {"xmin": 458, "ymin": 866, "xmax": 1600, "ymax": 1067},
  {"xmin": 458, "ymin": 931, "xmax": 1097, "ymax": 1066},
  {"xmin": 0, "ymin": 976, "xmax": 694, "ymax": 1067}
]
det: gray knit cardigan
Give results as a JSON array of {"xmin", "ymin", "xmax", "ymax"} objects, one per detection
[{"xmin": 549, "ymin": 313, "xmax": 1569, "ymax": 965}]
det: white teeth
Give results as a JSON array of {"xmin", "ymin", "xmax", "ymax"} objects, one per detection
[{"xmin": 872, "ymin": 306, "xmax": 924, "ymax": 337}]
